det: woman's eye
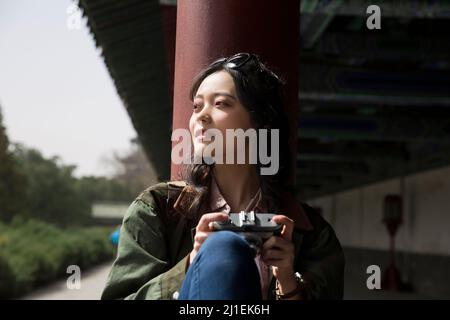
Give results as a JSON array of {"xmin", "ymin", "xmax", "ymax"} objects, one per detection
[
  {"xmin": 215, "ymin": 101, "xmax": 229, "ymax": 107},
  {"xmin": 193, "ymin": 104, "xmax": 202, "ymax": 110}
]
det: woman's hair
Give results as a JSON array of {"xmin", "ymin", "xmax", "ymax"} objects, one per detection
[{"xmin": 183, "ymin": 53, "xmax": 292, "ymax": 215}]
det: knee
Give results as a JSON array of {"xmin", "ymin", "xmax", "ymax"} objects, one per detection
[
  {"xmin": 198, "ymin": 231, "xmax": 258, "ymax": 279},
  {"xmin": 184, "ymin": 231, "xmax": 262, "ymax": 299},
  {"xmin": 201, "ymin": 231, "xmax": 253, "ymax": 259}
]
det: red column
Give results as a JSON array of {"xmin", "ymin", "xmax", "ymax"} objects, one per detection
[
  {"xmin": 160, "ymin": 3, "xmax": 177, "ymax": 99},
  {"xmin": 171, "ymin": 0, "xmax": 300, "ymax": 185}
]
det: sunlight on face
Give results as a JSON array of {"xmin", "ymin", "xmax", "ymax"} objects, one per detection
[{"xmin": 189, "ymin": 71, "xmax": 253, "ymax": 159}]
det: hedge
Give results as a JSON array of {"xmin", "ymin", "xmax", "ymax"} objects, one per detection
[{"xmin": 0, "ymin": 219, "xmax": 114, "ymax": 298}]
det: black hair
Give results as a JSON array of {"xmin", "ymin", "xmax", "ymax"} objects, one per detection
[{"xmin": 182, "ymin": 53, "xmax": 292, "ymax": 216}]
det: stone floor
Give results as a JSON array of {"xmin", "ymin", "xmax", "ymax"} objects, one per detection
[
  {"xmin": 21, "ymin": 261, "xmax": 113, "ymax": 300},
  {"xmin": 20, "ymin": 261, "xmax": 441, "ymax": 300}
]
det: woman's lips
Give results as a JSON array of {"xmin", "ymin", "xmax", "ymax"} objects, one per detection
[
  {"xmin": 194, "ymin": 127, "xmax": 205, "ymax": 142},
  {"xmin": 195, "ymin": 127, "xmax": 204, "ymax": 139},
  {"xmin": 194, "ymin": 127, "xmax": 214, "ymax": 142}
]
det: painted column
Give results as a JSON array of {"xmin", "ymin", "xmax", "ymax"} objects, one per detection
[{"xmin": 171, "ymin": 0, "xmax": 300, "ymax": 186}]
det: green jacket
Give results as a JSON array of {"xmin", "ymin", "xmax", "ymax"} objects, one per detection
[{"xmin": 101, "ymin": 181, "xmax": 345, "ymax": 300}]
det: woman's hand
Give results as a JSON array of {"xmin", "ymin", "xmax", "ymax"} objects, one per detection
[
  {"xmin": 261, "ymin": 215, "xmax": 297, "ymax": 289},
  {"xmin": 189, "ymin": 212, "xmax": 230, "ymax": 264}
]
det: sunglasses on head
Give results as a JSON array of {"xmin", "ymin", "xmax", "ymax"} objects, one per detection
[
  {"xmin": 212, "ymin": 53, "xmax": 257, "ymax": 70},
  {"xmin": 211, "ymin": 53, "xmax": 282, "ymax": 84}
]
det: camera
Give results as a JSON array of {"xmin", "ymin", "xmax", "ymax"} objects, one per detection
[{"xmin": 212, "ymin": 211, "xmax": 282, "ymax": 257}]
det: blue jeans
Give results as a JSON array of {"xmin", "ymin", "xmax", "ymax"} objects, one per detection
[{"xmin": 179, "ymin": 231, "xmax": 262, "ymax": 300}]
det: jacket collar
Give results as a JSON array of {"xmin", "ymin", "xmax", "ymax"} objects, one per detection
[
  {"xmin": 172, "ymin": 182, "xmax": 314, "ymax": 232},
  {"xmin": 208, "ymin": 174, "xmax": 265, "ymax": 214}
]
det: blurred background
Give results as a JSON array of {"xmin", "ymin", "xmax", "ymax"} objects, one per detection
[
  {"xmin": 1, "ymin": 0, "xmax": 450, "ymax": 299},
  {"xmin": 0, "ymin": 0, "xmax": 158, "ymax": 299}
]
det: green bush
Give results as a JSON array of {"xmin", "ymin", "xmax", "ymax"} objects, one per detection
[
  {"xmin": 0, "ymin": 252, "xmax": 15, "ymax": 298},
  {"xmin": 0, "ymin": 219, "xmax": 114, "ymax": 298}
]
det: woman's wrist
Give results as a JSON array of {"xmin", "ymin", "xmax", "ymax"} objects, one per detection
[
  {"xmin": 275, "ymin": 271, "xmax": 305, "ymax": 300},
  {"xmin": 274, "ymin": 266, "xmax": 294, "ymax": 284},
  {"xmin": 276, "ymin": 274, "xmax": 297, "ymax": 294}
]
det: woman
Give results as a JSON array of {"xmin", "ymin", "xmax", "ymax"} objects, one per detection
[{"xmin": 101, "ymin": 53, "xmax": 345, "ymax": 300}]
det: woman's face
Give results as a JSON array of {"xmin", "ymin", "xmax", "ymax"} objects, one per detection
[{"xmin": 189, "ymin": 70, "xmax": 253, "ymax": 160}]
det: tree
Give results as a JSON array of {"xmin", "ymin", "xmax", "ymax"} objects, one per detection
[
  {"xmin": 103, "ymin": 137, "xmax": 159, "ymax": 197},
  {"xmin": 0, "ymin": 103, "xmax": 145, "ymax": 226},
  {"xmin": 12, "ymin": 145, "xmax": 91, "ymax": 226},
  {"xmin": 0, "ymin": 106, "xmax": 26, "ymax": 223},
  {"xmin": 75, "ymin": 175, "xmax": 135, "ymax": 204}
]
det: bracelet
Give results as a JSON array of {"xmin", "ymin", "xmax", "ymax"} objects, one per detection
[{"xmin": 275, "ymin": 272, "xmax": 305, "ymax": 300}]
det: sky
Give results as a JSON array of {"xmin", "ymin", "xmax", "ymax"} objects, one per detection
[{"xmin": 0, "ymin": 0, "xmax": 136, "ymax": 177}]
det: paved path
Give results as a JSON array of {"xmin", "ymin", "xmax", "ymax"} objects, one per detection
[
  {"xmin": 21, "ymin": 260, "xmax": 437, "ymax": 300},
  {"xmin": 21, "ymin": 261, "xmax": 114, "ymax": 300}
]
